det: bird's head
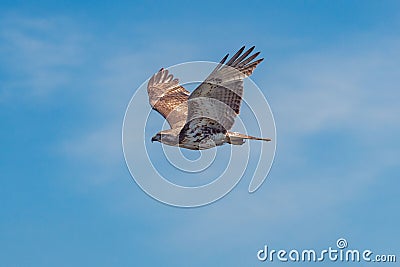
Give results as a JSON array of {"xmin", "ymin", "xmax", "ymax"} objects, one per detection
[
  {"xmin": 151, "ymin": 133, "xmax": 161, "ymax": 143},
  {"xmin": 151, "ymin": 130, "xmax": 179, "ymax": 146}
]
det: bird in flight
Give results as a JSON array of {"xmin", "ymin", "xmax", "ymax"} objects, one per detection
[{"xmin": 147, "ymin": 46, "xmax": 271, "ymax": 150}]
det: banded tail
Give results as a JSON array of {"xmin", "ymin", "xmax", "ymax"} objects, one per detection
[{"xmin": 227, "ymin": 132, "xmax": 271, "ymax": 145}]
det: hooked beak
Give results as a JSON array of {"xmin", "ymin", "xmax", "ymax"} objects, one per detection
[{"xmin": 151, "ymin": 136, "xmax": 157, "ymax": 143}]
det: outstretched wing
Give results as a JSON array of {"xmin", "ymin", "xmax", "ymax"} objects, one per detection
[
  {"xmin": 181, "ymin": 46, "xmax": 263, "ymax": 137},
  {"xmin": 147, "ymin": 68, "xmax": 190, "ymax": 129}
]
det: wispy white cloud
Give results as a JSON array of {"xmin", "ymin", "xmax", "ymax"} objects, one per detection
[
  {"xmin": 0, "ymin": 15, "xmax": 87, "ymax": 99},
  {"xmin": 268, "ymin": 36, "xmax": 400, "ymax": 138}
]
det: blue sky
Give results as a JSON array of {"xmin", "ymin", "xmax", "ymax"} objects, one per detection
[{"xmin": 1, "ymin": 1, "xmax": 399, "ymax": 266}]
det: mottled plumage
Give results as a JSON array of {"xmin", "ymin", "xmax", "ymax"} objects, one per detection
[{"xmin": 148, "ymin": 46, "xmax": 271, "ymax": 150}]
